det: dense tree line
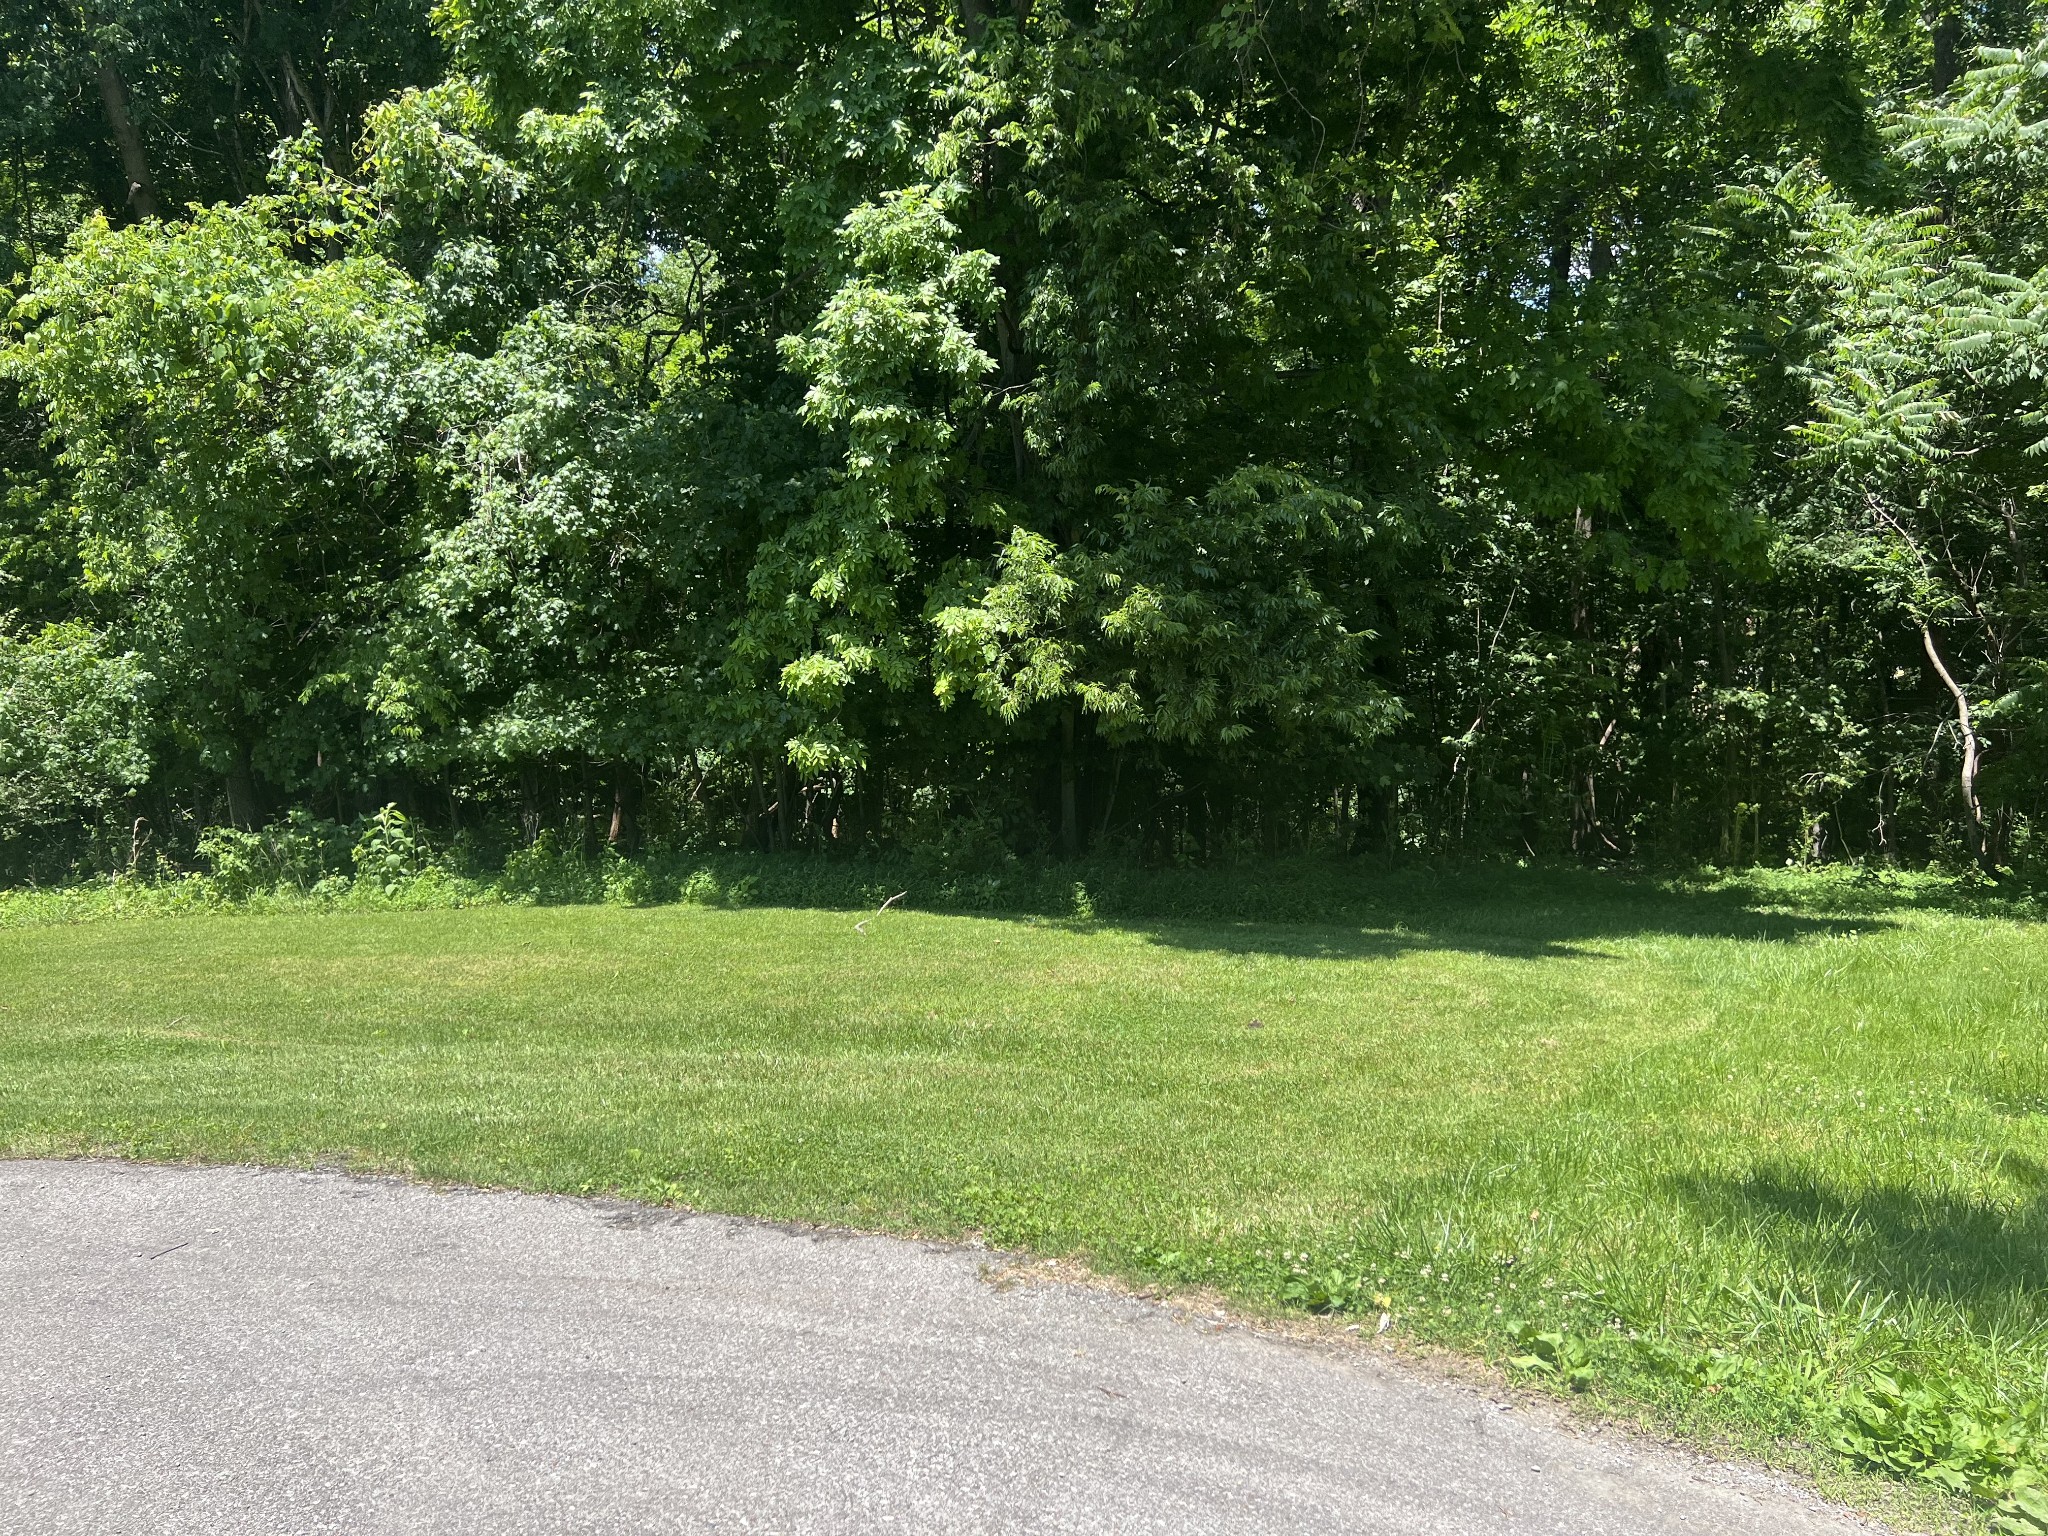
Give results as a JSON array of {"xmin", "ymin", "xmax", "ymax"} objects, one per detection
[{"xmin": 5, "ymin": 0, "xmax": 2048, "ymax": 878}]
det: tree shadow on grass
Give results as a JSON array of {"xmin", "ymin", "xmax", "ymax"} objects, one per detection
[
  {"xmin": 1117, "ymin": 864, "xmax": 1898, "ymax": 961},
  {"xmin": 1672, "ymin": 1158, "xmax": 2048, "ymax": 1313},
  {"xmin": 483, "ymin": 852, "xmax": 1933, "ymax": 961}
]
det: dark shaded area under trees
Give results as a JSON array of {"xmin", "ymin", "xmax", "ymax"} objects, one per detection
[{"xmin": 7, "ymin": 0, "xmax": 2048, "ymax": 883}]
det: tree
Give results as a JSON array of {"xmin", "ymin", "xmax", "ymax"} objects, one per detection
[{"xmin": 4, "ymin": 173, "xmax": 428, "ymax": 822}]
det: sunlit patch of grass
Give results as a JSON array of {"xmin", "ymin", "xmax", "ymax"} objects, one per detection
[{"xmin": 2, "ymin": 865, "xmax": 2046, "ymax": 1528}]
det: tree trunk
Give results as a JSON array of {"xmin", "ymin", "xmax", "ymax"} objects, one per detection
[
  {"xmin": 225, "ymin": 747, "xmax": 260, "ymax": 831},
  {"xmin": 1920, "ymin": 621, "xmax": 1993, "ymax": 872},
  {"xmin": 1059, "ymin": 708, "xmax": 1078, "ymax": 857},
  {"xmin": 607, "ymin": 768, "xmax": 635, "ymax": 850},
  {"xmin": 96, "ymin": 61, "xmax": 161, "ymax": 219},
  {"xmin": 1931, "ymin": 7, "xmax": 1964, "ymax": 93},
  {"xmin": 1546, "ymin": 213, "xmax": 1576, "ymax": 324},
  {"xmin": 519, "ymin": 762, "xmax": 541, "ymax": 845},
  {"xmin": 747, "ymin": 755, "xmax": 767, "ymax": 852},
  {"xmin": 1873, "ymin": 770, "xmax": 1894, "ymax": 863},
  {"xmin": 277, "ymin": 49, "xmax": 330, "ymax": 140},
  {"xmin": 1096, "ymin": 750, "xmax": 1122, "ymax": 842}
]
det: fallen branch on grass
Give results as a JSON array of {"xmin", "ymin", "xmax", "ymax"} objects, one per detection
[{"xmin": 855, "ymin": 891, "xmax": 908, "ymax": 935}]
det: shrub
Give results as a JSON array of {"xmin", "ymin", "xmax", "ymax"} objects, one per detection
[
  {"xmin": 197, "ymin": 811, "xmax": 353, "ymax": 899},
  {"xmin": 351, "ymin": 805, "xmax": 427, "ymax": 894},
  {"xmin": 498, "ymin": 831, "xmax": 603, "ymax": 904},
  {"xmin": 0, "ymin": 623, "xmax": 150, "ymax": 837}
]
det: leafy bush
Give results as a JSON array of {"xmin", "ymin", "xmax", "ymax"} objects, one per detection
[
  {"xmin": 198, "ymin": 811, "xmax": 352, "ymax": 899},
  {"xmin": 0, "ymin": 623, "xmax": 150, "ymax": 837},
  {"xmin": 1280, "ymin": 1265, "xmax": 1381, "ymax": 1315},
  {"xmin": 1831, "ymin": 1372, "xmax": 2048, "ymax": 1531},
  {"xmin": 1506, "ymin": 1322, "xmax": 1595, "ymax": 1392},
  {"xmin": 498, "ymin": 831, "xmax": 605, "ymax": 905},
  {"xmin": 678, "ymin": 868, "xmax": 725, "ymax": 905},
  {"xmin": 351, "ymin": 805, "xmax": 428, "ymax": 894},
  {"xmin": 602, "ymin": 850, "xmax": 660, "ymax": 906}
]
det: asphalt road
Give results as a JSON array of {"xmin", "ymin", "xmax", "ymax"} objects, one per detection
[{"xmin": 1, "ymin": 1160, "xmax": 1883, "ymax": 1535}]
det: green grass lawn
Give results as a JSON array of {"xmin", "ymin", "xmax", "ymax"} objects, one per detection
[{"xmin": 3, "ymin": 866, "xmax": 2044, "ymax": 1528}]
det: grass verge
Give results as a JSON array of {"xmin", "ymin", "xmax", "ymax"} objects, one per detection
[{"xmin": 1, "ymin": 863, "xmax": 2043, "ymax": 1530}]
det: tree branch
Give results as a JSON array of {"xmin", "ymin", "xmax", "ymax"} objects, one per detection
[{"xmin": 96, "ymin": 61, "xmax": 161, "ymax": 219}]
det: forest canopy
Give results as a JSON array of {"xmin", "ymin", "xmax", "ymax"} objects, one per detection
[{"xmin": 5, "ymin": 0, "xmax": 2048, "ymax": 877}]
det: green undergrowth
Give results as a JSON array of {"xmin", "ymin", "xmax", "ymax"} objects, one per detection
[
  {"xmin": 3, "ymin": 861, "xmax": 2046, "ymax": 1529},
  {"xmin": 1114, "ymin": 1247, "xmax": 2045, "ymax": 1532},
  {"xmin": 2, "ymin": 804, "xmax": 2040, "ymax": 934}
]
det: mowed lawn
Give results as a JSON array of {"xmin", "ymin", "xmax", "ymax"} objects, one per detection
[{"xmin": 3, "ymin": 871, "xmax": 2046, "ymax": 1516}]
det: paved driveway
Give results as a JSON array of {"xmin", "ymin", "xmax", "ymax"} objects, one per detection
[{"xmin": 1, "ymin": 1160, "xmax": 1883, "ymax": 1534}]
